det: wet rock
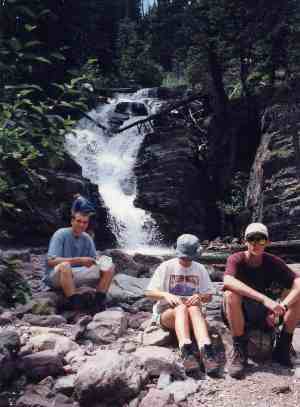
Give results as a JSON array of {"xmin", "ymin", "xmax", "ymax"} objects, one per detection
[
  {"xmin": 84, "ymin": 308, "xmax": 128, "ymax": 344},
  {"xmin": 74, "ymin": 350, "xmax": 148, "ymax": 405}
]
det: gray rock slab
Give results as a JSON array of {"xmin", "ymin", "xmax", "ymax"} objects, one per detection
[
  {"xmin": 165, "ymin": 378, "xmax": 200, "ymax": 402},
  {"xmin": 74, "ymin": 349, "xmax": 148, "ymax": 405},
  {"xmin": 142, "ymin": 324, "xmax": 173, "ymax": 346},
  {"xmin": 139, "ymin": 388, "xmax": 172, "ymax": 407},
  {"xmin": 27, "ymin": 333, "xmax": 79, "ymax": 357},
  {"xmin": 85, "ymin": 308, "xmax": 128, "ymax": 344},
  {"xmin": 108, "ymin": 274, "xmax": 149, "ymax": 303},
  {"xmin": 134, "ymin": 346, "xmax": 183, "ymax": 377},
  {"xmin": 19, "ymin": 350, "xmax": 64, "ymax": 381},
  {"xmin": 22, "ymin": 314, "xmax": 67, "ymax": 327}
]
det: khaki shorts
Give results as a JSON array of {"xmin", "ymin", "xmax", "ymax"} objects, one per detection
[{"xmin": 47, "ymin": 264, "xmax": 101, "ymax": 289}]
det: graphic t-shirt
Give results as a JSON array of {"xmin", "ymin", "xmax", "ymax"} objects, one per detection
[
  {"xmin": 225, "ymin": 251, "xmax": 296, "ymax": 297},
  {"xmin": 147, "ymin": 258, "xmax": 213, "ymax": 315}
]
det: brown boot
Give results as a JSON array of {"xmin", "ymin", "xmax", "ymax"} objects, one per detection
[
  {"xmin": 228, "ymin": 336, "xmax": 248, "ymax": 379},
  {"xmin": 201, "ymin": 344, "xmax": 220, "ymax": 377},
  {"xmin": 272, "ymin": 330, "xmax": 293, "ymax": 367}
]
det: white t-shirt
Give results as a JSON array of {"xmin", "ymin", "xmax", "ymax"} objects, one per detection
[{"xmin": 146, "ymin": 258, "xmax": 213, "ymax": 315}]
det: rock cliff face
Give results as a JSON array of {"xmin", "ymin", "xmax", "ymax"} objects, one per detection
[
  {"xmin": 246, "ymin": 86, "xmax": 300, "ymax": 240},
  {"xmin": 134, "ymin": 127, "xmax": 208, "ymax": 243},
  {"xmin": 0, "ymin": 156, "xmax": 114, "ymax": 247}
]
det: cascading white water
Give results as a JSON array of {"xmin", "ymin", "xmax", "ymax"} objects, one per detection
[{"xmin": 65, "ymin": 92, "xmax": 163, "ymax": 251}]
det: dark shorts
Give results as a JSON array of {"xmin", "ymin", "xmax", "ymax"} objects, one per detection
[{"xmin": 221, "ymin": 296, "xmax": 271, "ymax": 331}]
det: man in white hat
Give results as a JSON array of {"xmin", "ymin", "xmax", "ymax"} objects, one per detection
[
  {"xmin": 145, "ymin": 234, "xmax": 220, "ymax": 376},
  {"xmin": 223, "ymin": 222, "xmax": 300, "ymax": 378}
]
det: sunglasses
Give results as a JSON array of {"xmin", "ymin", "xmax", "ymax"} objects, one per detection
[{"xmin": 246, "ymin": 235, "xmax": 267, "ymax": 245}]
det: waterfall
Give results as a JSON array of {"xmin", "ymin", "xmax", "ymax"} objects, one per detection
[{"xmin": 65, "ymin": 91, "xmax": 163, "ymax": 251}]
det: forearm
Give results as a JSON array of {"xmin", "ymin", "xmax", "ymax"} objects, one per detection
[
  {"xmin": 224, "ymin": 275, "xmax": 266, "ymax": 303},
  {"xmin": 144, "ymin": 289, "xmax": 167, "ymax": 301},
  {"xmin": 47, "ymin": 257, "xmax": 92, "ymax": 268},
  {"xmin": 282, "ymin": 278, "xmax": 300, "ymax": 308}
]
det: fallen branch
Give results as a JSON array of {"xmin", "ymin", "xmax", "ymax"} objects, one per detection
[
  {"xmin": 116, "ymin": 92, "xmax": 204, "ymax": 134},
  {"xmin": 81, "ymin": 112, "xmax": 107, "ymax": 131}
]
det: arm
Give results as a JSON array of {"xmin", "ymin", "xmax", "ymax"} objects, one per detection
[
  {"xmin": 145, "ymin": 289, "xmax": 183, "ymax": 306},
  {"xmin": 47, "ymin": 256, "xmax": 95, "ymax": 268},
  {"xmin": 281, "ymin": 277, "xmax": 300, "ymax": 309},
  {"xmin": 224, "ymin": 275, "xmax": 285, "ymax": 315}
]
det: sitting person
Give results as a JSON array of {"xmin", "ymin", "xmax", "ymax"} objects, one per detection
[
  {"xmin": 145, "ymin": 234, "xmax": 220, "ymax": 376},
  {"xmin": 45, "ymin": 210, "xmax": 114, "ymax": 313},
  {"xmin": 223, "ymin": 222, "xmax": 300, "ymax": 379}
]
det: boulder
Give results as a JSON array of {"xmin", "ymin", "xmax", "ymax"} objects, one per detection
[
  {"xmin": 74, "ymin": 350, "xmax": 148, "ymax": 405},
  {"xmin": 134, "ymin": 346, "xmax": 183, "ymax": 377},
  {"xmin": 108, "ymin": 274, "xmax": 149, "ymax": 303},
  {"xmin": 0, "ymin": 330, "xmax": 21, "ymax": 386},
  {"xmin": 19, "ymin": 350, "xmax": 64, "ymax": 381},
  {"xmin": 84, "ymin": 308, "xmax": 128, "ymax": 344}
]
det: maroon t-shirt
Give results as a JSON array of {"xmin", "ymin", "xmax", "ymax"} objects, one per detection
[{"xmin": 225, "ymin": 251, "xmax": 296, "ymax": 295}]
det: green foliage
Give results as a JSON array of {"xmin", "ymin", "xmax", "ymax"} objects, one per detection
[
  {"xmin": 117, "ymin": 18, "xmax": 163, "ymax": 86},
  {"xmin": 0, "ymin": 259, "xmax": 32, "ymax": 306},
  {"xmin": 0, "ymin": 0, "xmax": 95, "ymax": 215},
  {"xmin": 217, "ymin": 172, "xmax": 249, "ymax": 215}
]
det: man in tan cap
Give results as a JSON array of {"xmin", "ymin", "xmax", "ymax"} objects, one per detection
[{"xmin": 223, "ymin": 222, "xmax": 300, "ymax": 378}]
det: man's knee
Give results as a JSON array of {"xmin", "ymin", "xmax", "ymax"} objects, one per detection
[{"xmin": 56, "ymin": 262, "xmax": 73, "ymax": 276}]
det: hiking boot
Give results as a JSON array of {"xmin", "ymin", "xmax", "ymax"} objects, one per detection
[
  {"xmin": 179, "ymin": 343, "xmax": 199, "ymax": 373},
  {"xmin": 272, "ymin": 330, "xmax": 293, "ymax": 367},
  {"xmin": 201, "ymin": 344, "xmax": 220, "ymax": 377},
  {"xmin": 65, "ymin": 293, "xmax": 84, "ymax": 311},
  {"xmin": 93, "ymin": 291, "xmax": 107, "ymax": 314},
  {"xmin": 228, "ymin": 341, "xmax": 247, "ymax": 379}
]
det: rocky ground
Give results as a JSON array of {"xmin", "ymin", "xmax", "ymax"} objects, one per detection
[{"xmin": 1, "ymin": 248, "xmax": 300, "ymax": 407}]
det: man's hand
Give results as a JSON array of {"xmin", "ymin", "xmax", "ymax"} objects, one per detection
[
  {"xmin": 262, "ymin": 297, "xmax": 285, "ymax": 316},
  {"xmin": 79, "ymin": 257, "xmax": 96, "ymax": 267},
  {"xmin": 163, "ymin": 293, "xmax": 183, "ymax": 307}
]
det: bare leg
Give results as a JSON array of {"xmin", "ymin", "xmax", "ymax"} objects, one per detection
[
  {"xmin": 57, "ymin": 263, "xmax": 76, "ymax": 297},
  {"xmin": 283, "ymin": 298, "xmax": 300, "ymax": 333},
  {"xmin": 188, "ymin": 306, "xmax": 211, "ymax": 348},
  {"xmin": 224, "ymin": 290, "xmax": 245, "ymax": 336},
  {"xmin": 96, "ymin": 268, "xmax": 114, "ymax": 293},
  {"xmin": 160, "ymin": 304, "xmax": 192, "ymax": 346}
]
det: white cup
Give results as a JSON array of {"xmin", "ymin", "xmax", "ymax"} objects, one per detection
[{"xmin": 96, "ymin": 255, "xmax": 113, "ymax": 271}]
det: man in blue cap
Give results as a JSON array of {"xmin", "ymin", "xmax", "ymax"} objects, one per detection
[{"xmin": 145, "ymin": 234, "xmax": 220, "ymax": 376}]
